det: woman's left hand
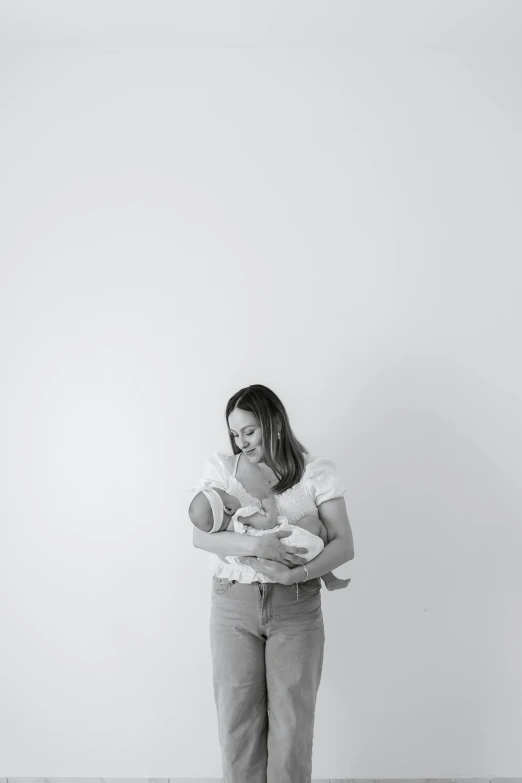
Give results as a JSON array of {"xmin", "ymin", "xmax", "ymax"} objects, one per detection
[{"xmin": 238, "ymin": 557, "xmax": 294, "ymax": 585}]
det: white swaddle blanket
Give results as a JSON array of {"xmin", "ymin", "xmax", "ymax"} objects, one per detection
[{"xmin": 214, "ymin": 504, "xmax": 325, "ymax": 584}]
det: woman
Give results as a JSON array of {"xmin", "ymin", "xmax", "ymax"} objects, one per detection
[{"xmin": 191, "ymin": 384, "xmax": 354, "ymax": 783}]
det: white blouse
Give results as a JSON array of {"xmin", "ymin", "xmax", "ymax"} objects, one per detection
[{"xmin": 191, "ymin": 451, "xmax": 346, "ymax": 583}]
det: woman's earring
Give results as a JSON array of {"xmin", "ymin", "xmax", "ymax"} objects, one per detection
[{"xmin": 277, "ymin": 431, "xmax": 281, "ymax": 439}]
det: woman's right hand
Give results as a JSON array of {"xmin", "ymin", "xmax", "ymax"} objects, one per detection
[{"xmin": 255, "ymin": 530, "xmax": 308, "ymax": 567}]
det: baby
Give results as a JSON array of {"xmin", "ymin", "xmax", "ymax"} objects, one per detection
[{"xmin": 189, "ymin": 485, "xmax": 350, "ymax": 591}]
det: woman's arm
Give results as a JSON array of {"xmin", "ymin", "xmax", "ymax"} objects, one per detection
[
  {"xmin": 288, "ymin": 497, "xmax": 354, "ymax": 582},
  {"xmin": 193, "ymin": 526, "xmax": 261, "ymax": 556},
  {"xmin": 237, "ymin": 497, "xmax": 354, "ymax": 583},
  {"xmin": 193, "ymin": 525, "xmax": 310, "ymax": 566}
]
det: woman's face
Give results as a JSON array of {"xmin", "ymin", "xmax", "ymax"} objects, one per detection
[{"xmin": 228, "ymin": 407, "xmax": 264, "ymax": 462}]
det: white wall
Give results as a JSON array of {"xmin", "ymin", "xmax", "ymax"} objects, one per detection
[{"xmin": 1, "ymin": 46, "xmax": 521, "ymax": 778}]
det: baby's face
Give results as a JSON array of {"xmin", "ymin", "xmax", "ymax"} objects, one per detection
[{"xmin": 216, "ymin": 490, "xmax": 241, "ymax": 518}]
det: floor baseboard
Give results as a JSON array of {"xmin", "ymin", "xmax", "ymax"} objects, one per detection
[{"xmin": 2, "ymin": 777, "xmax": 517, "ymax": 782}]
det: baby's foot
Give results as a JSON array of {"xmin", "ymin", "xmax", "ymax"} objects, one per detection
[{"xmin": 324, "ymin": 576, "xmax": 351, "ymax": 591}]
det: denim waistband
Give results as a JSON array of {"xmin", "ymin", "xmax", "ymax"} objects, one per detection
[{"xmin": 212, "ymin": 574, "xmax": 322, "ymax": 601}]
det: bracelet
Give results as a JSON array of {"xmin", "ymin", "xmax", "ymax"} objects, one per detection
[{"xmin": 295, "ymin": 564, "xmax": 309, "ymax": 601}]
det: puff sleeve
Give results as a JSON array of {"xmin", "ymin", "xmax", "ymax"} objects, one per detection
[
  {"xmin": 304, "ymin": 456, "xmax": 346, "ymax": 506},
  {"xmin": 188, "ymin": 451, "xmax": 231, "ymax": 500}
]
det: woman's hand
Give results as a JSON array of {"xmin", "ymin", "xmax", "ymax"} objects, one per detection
[
  {"xmin": 255, "ymin": 530, "xmax": 308, "ymax": 567},
  {"xmin": 237, "ymin": 557, "xmax": 294, "ymax": 585}
]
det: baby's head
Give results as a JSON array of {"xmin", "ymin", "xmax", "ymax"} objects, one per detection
[{"xmin": 189, "ymin": 486, "xmax": 241, "ymax": 533}]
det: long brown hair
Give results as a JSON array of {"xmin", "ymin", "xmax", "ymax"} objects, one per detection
[{"xmin": 225, "ymin": 384, "xmax": 309, "ymax": 495}]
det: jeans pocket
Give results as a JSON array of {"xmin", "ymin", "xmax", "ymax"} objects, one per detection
[
  {"xmin": 297, "ymin": 577, "xmax": 322, "ymax": 596},
  {"xmin": 212, "ymin": 576, "xmax": 231, "ymax": 595}
]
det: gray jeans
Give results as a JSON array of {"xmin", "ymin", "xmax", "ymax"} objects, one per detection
[{"xmin": 209, "ymin": 574, "xmax": 325, "ymax": 783}]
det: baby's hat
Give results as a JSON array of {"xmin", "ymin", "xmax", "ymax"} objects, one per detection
[{"xmin": 188, "ymin": 480, "xmax": 224, "ymax": 533}]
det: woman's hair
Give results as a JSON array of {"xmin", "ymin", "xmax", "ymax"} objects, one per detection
[{"xmin": 225, "ymin": 384, "xmax": 309, "ymax": 495}]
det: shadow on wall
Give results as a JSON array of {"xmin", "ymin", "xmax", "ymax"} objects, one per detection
[
  {"xmin": 345, "ymin": 355, "xmax": 521, "ymax": 592},
  {"xmin": 321, "ymin": 356, "xmax": 521, "ymax": 774}
]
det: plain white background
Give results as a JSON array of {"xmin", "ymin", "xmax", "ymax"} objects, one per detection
[{"xmin": 1, "ymin": 2, "xmax": 522, "ymax": 778}]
